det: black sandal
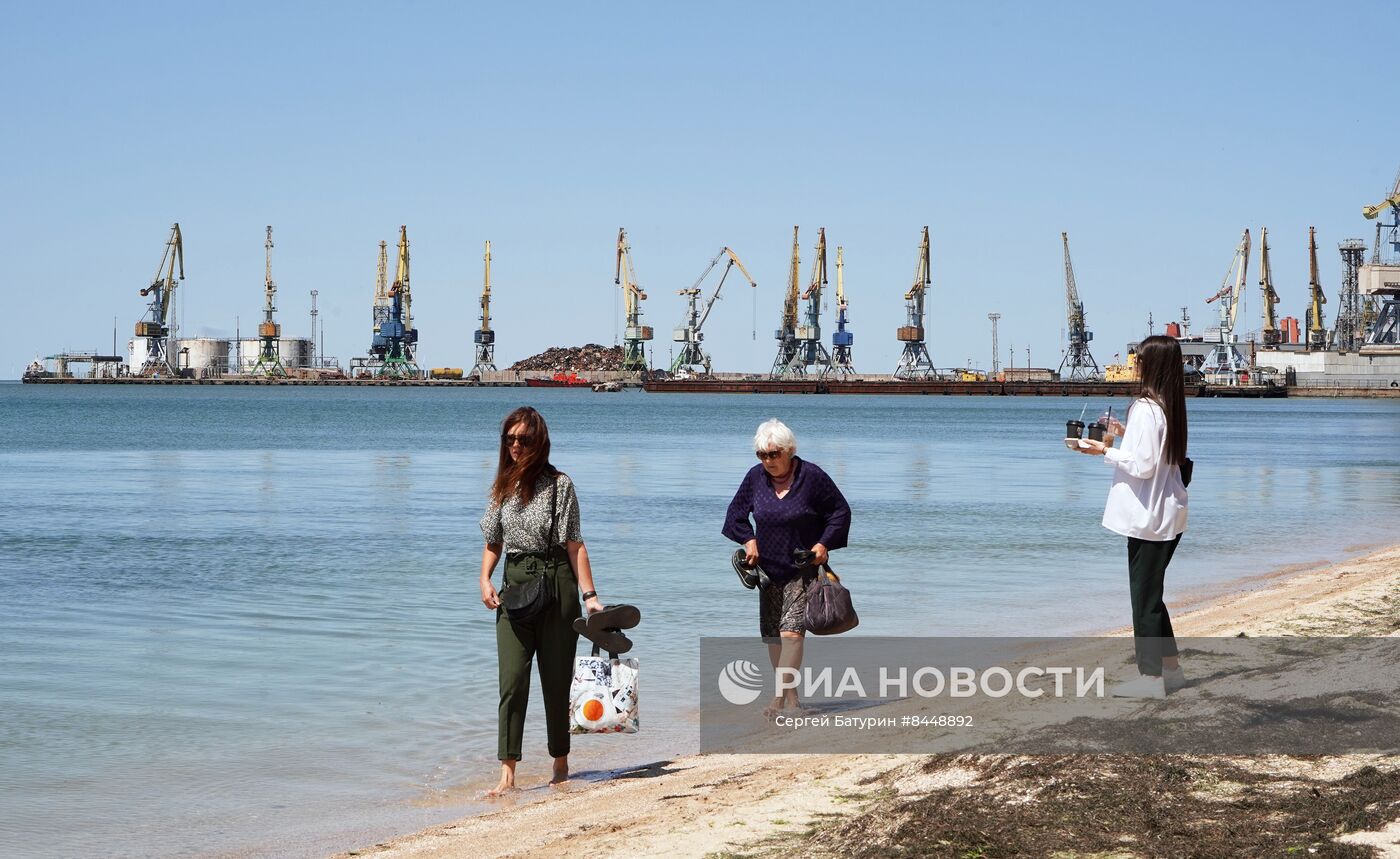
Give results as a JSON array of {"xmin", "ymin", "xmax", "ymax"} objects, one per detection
[
  {"xmin": 572, "ymin": 617, "xmax": 634, "ymax": 655},
  {"xmin": 572, "ymin": 603, "xmax": 642, "ymax": 656},
  {"xmin": 582, "ymin": 603, "xmax": 641, "ymax": 631},
  {"xmin": 731, "ymin": 550, "xmax": 772, "ymax": 589}
]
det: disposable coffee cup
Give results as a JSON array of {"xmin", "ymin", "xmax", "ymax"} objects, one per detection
[
  {"xmin": 1087, "ymin": 422, "xmax": 1106, "ymax": 442},
  {"xmin": 1066, "ymin": 420, "xmax": 1085, "ymax": 439}
]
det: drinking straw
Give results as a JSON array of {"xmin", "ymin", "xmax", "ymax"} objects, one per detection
[{"xmin": 1078, "ymin": 403, "xmax": 1089, "ymax": 423}]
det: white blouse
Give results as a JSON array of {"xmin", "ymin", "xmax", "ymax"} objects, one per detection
[{"xmin": 1101, "ymin": 398, "xmax": 1188, "ymax": 541}]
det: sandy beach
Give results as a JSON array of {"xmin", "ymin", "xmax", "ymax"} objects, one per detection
[{"xmin": 337, "ymin": 545, "xmax": 1400, "ymax": 859}]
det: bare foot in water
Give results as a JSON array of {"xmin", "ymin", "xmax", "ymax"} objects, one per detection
[
  {"xmin": 485, "ymin": 761, "xmax": 517, "ymax": 798},
  {"xmin": 765, "ymin": 695, "xmax": 804, "ymax": 719},
  {"xmin": 549, "ymin": 756, "xmax": 569, "ymax": 787}
]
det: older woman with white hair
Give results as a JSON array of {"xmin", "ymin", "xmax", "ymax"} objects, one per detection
[{"xmin": 722, "ymin": 418, "xmax": 851, "ymax": 715}]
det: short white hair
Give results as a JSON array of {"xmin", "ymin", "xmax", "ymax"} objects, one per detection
[{"xmin": 753, "ymin": 418, "xmax": 796, "ymax": 454}]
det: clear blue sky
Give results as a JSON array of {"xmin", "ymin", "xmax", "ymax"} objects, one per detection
[{"xmin": 4, "ymin": 1, "xmax": 1397, "ymax": 378}]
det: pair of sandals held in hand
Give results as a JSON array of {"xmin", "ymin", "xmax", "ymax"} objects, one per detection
[
  {"xmin": 573, "ymin": 603, "xmax": 641, "ymax": 655},
  {"xmin": 732, "ymin": 548, "xmax": 818, "ymax": 590}
]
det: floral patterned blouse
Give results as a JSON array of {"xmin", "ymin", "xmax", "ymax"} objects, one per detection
[{"xmin": 480, "ymin": 470, "xmax": 583, "ymax": 553}]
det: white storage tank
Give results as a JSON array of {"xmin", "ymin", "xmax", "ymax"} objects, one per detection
[
  {"xmin": 237, "ymin": 337, "xmax": 313, "ymax": 372},
  {"xmin": 127, "ymin": 337, "xmax": 146, "ymax": 374},
  {"xmin": 174, "ymin": 338, "xmax": 231, "ymax": 377}
]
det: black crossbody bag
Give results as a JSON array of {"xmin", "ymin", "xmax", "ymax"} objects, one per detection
[
  {"xmin": 1180, "ymin": 457, "xmax": 1194, "ymax": 488},
  {"xmin": 499, "ymin": 477, "xmax": 559, "ymax": 622}
]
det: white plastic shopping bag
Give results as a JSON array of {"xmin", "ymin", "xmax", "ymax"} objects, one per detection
[{"xmin": 569, "ymin": 655, "xmax": 639, "ymax": 734}]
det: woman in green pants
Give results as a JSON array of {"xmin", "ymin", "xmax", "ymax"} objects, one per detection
[{"xmin": 479, "ymin": 406, "xmax": 604, "ymax": 796}]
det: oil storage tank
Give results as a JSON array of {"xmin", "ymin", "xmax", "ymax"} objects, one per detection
[
  {"xmin": 237, "ymin": 337, "xmax": 313, "ymax": 372},
  {"xmin": 175, "ymin": 338, "xmax": 232, "ymax": 378}
]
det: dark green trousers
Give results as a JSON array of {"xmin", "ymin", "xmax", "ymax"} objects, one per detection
[
  {"xmin": 1127, "ymin": 534, "xmax": 1182, "ymax": 677},
  {"xmin": 496, "ymin": 546, "xmax": 580, "ymax": 761}
]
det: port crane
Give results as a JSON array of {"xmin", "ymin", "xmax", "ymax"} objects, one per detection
[
  {"xmin": 1056, "ymin": 232, "xmax": 1099, "ymax": 381},
  {"xmin": 770, "ymin": 227, "xmax": 803, "ymax": 377},
  {"xmin": 670, "ymin": 246, "xmax": 756, "ymax": 375},
  {"xmin": 799, "ymin": 228, "xmax": 834, "ymax": 376},
  {"xmin": 773, "ymin": 228, "xmax": 833, "ymax": 377},
  {"xmin": 1361, "ymin": 165, "xmax": 1400, "ymax": 230},
  {"xmin": 1259, "ymin": 227, "xmax": 1281, "ymax": 346},
  {"xmin": 373, "ymin": 226, "xmax": 419, "ymax": 378},
  {"xmin": 252, "ymin": 225, "xmax": 287, "ymax": 377},
  {"xmin": 135, "ymin": 223, "xmax": 185, "ymax": 377},
  {"xmin": 894, "ymin": 226, "xmax": 936, "ymax": 379},
  {"xmin": 829, "ymin": 246, "xmax": 855, "ymax": 377},
  {"xmin": 371, "ymin": 240, "xmax": 390, "ymax": 351},
  {"xmin": 1361, "ymin": 171, "xmax": 1400, "ymax": 346},
  {"xmin": 1306, "ymin": 227, "xmax": 1329, "ymax": 349},
  {"xmin": 1204, "ymin": 229, "xmax": 1251, "ymax": 380},
  {"xmin": 470, "ymin": 240, "xmax": 496, "ymax": 379},
  {"xmin": 615, "ymin": 228, "xmax": 652, "ymax": 372}
]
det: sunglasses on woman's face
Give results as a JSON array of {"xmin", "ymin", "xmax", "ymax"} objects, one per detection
[
  {"xmin": 504, "ymin": 433, "xmax": 534, "ymax": 447},
  {"xmin": 756, "ymin": 449, "xmax": 784, "ymax": 461}
]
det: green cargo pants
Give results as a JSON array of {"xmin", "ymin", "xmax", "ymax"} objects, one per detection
[{"xmin": 496, "ymin": 546, "xmax": 580, "ymax": 761}]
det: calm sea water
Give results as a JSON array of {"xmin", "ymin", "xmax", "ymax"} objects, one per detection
[{"xmin": 2, "ymin": 384, "xmax": 1398, "ymax": 858}]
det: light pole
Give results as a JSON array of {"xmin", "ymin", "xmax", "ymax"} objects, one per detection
[{"xmin": 988, "ymin": 313, "xmax": 1001, "ymax": 375}]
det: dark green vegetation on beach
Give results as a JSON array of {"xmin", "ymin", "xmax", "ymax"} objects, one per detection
[{"xmin": 758, "ymin": 755, "xmax": 1399, "ymax": 859}]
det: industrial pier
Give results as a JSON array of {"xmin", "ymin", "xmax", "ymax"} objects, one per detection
[
  {"xmin": 640, "ymin": 378, "xmax": 1287, "ymax": 397},
  {"xmin": 20, "ymin": 164, "xmax": 1400, "ymax": 394}
]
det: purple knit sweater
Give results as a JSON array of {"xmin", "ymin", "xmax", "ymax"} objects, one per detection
[{"xmin": 721, "ymin": 457, "xmax": 851, "ymax": 583}]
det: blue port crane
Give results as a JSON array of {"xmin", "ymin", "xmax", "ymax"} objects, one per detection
[
  {"xmin": 830, "ymin": 246, "xmax": 855, "ymax": 377},
  {"xmin": 371, "ymin": 225, "xmax": 419, "ymax": 378}
]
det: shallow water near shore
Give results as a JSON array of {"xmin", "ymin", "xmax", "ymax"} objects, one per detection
[{"xmin": 2, "ymin": 384, "xmax": 1398, "ymax": 858}]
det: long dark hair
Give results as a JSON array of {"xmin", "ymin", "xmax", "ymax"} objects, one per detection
[
  {"xmin": 490, "ymin": 406, "xmax": 556, "ymax": 506},
  {"xmin": 1135, "ymin": 335, "xmax": 1188, "ymax": 467}
]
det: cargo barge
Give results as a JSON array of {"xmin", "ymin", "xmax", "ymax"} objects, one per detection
[{"xmin": 641, "ymin": 378, "xmax": 1288, "ymax": 397}]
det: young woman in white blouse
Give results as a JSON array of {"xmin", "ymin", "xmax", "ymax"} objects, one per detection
[{"xmin": 1078, "ymin": 335, "xmax": 1189, "ymax": 699}]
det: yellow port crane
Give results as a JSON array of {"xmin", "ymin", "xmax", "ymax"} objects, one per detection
[
  {"xmin": 1259, "ymin": 227, "xmax": 1281, "ymax": 346},
  {"xmin": 252, "ymin": 225, "xmax": 287, "ymax": 377},
  {"xmin": 769, "ymin": 226, "xmax": 803, "ymax": 378},
  {"xmin": 671, "ymin": 246, "xmax": 756, "ymax": 375},
  {"xmin": 1307, "ymin": 226, "xmax": 1328, "ymax": 349},
  {"xmin": 1361, "ymin": 166, "xmax": 1400, "ymax": 220},
  {"xmin": 615, "ymin": 228, "xmax": 652, "ymax": 372},
  {"xmin": 894, "ymin": 226, "xmax": 936, "ymax": 379},
  {"xmin": 135, "ymin": 223, "xmax": 184, "ymax": 376},
  {"xmin": 470, "ymin": 240, "xmax": 496, "ymax": 378}
]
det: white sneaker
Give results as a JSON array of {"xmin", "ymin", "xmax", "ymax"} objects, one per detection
[
  {"xmin": 1163, "ymin": 666, "xmax": 1187, "ymax": 693},
  {"xmin": 1110, "ymin": 674, "xmax": 1166, "ymax": 699}
]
